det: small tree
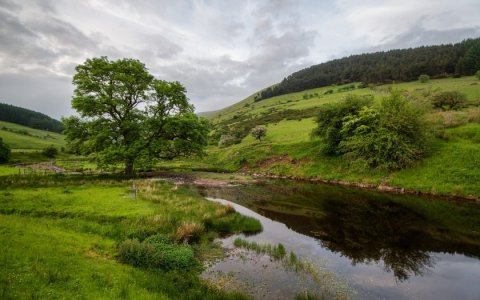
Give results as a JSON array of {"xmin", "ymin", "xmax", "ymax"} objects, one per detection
[
  {"xmin": 340, "ymin": 91, "xmax": 427, "ymax": 170},
  {"xmin": 312, "ymin": 94, "xmax": 374, "ymax": 155},
  {"xmin": 431, "ymin": 91, "xmax": 468, "ymax": 110},
  {"xmin": 418, "ymin": 74, "xmax": 430, "ymax": 83},
  {"xmin": 251, "ymin": 126, "xmax": 267, "ymax": 141},
  {"xmin": 0, "ymin": 138, "xmax": 11, "ymax": 163},
  {"xmin": 42, "ymin": 145, "xmax": 58, "ymax": 158},
  {"xmin": 63, "ymin": 57, "xmax": 209, "ymax": 175}
]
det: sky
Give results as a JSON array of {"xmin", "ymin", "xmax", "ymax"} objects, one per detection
[{"xmin": 1, "ymin": 0, "xmax": 479, "ymax": 119}]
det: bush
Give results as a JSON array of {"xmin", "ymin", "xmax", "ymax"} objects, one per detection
[
  {"xmin": 218, "ymin": 134, "xmax": 236, "ymax": 148},
  {"xmin": 312, "ymin": 94, "xmax": 374, "ymax": 155},
  {"xmin": 431, "ymin": 91, "xmax": 468, "ymax": 110},
  {"xmin": 476, "ymin": 70, "xmax": 480, "ymax": 80},
  {"xmin": 340, "ymin": 91, "xmax": 427, "ymax": 170},
  {"xmin": 418, "ymin": 74, "xmax": 430, "ymax": 83},
  {"xmin": 251, "ymin": 125, "xmax": 267, "ymax": 141},
  {"xmin": 145, "ymin": 234, "xmax": 196, "ymax": 269},
  {"xmin": 42, "ymin": 145, "xmax": 58, "ymax": 157},
  {"xmin": 0, "ymin": 138, "xmax": 11, "ymax": 163}
]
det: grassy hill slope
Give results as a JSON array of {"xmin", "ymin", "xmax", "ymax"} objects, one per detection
[
  {"xmin": 164, "ymin": 76, "xmax": 480, "ymax": 198},
  {"xmin": 0, "ymin": 120, "xmax": 65, "ymax": 150}
]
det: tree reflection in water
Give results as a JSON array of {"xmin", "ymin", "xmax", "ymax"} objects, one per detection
[{"xmin": 195, "ymin": 181, "xmax": 480, "ymax": 282}]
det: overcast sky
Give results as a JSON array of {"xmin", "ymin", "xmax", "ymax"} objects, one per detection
[{"xmin": 1, "ymin": 0, "xmax": 479, "ymax": 119}]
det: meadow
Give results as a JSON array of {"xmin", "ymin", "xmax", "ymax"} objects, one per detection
[
  {"xmin": 0, "ymin": 120, "xmax": 65, "ymax": 150},
  {"xmin": 0, "ymin": 175, "xmax": 261, "ymax": 299}
]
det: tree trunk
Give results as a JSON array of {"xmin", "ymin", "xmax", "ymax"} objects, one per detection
[{"xmin": 124, "ymin": 159, "xmax": 134, "ymax": 176}]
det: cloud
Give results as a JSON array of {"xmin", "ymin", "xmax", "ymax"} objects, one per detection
[{"xmin": 0, "ymin": 0, "xmax": 479, "ymax": 118}]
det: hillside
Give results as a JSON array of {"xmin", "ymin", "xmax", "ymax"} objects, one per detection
[
  {"xmin": 0, "ymin": 120, "xmax": 65, "ymax": 150},
  {"xmin": 256, "ymin": 37, "xmax": 480, "ymax": 101},
  {"xmin": 0, "ymin": 102, "xmax": 64, "ymax": 133},
  {"xmin": 164, "ymin": 76, "xmax": 480, "ymax": 198}
]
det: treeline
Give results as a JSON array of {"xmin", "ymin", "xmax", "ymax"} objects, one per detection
[
  {"xmin": 256, "ymin": 38, "xmax": 480, "ymax": 101},
  {"xmin": 0, "ymin": 103, "xmax": 64, "ymax": 133}
]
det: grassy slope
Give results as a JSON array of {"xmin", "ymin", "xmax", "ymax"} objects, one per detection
[
  {"xmin": 0, "ymin": 120, "xmax": 65, "ymax": 150},
  {"xmin": 0, "ymin": 177, "xmax": 259, "ymax": 299},
  {"xmin": 168, "ymin": 76, "xmax": 480, "ymax": 198}
]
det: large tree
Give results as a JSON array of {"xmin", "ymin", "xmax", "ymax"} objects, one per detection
[{"xmin": 64, "ymin": 57, "xmax": 209, "ymax": 175}]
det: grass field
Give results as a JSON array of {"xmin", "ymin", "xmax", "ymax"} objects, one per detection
[
  {"xmin": 0, "ymin": 176, "xmax": 260, "ymax": 299},
  {"xmin": 158, "ymin": 76, "xmax": 480, "ymax": 198},
  {"xmin": 0, "ymin": 120, "xmax": 65, "ymax": 150},
  {"xmin": 209, "ymin": 76, "xmax": 480, "ymax": 123}
]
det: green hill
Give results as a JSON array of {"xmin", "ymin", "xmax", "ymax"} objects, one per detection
[
  {"xmin": 0, "ymin": 120, "xmax": 65, "ymax": 150},
  {"xmin": 255, "ymin": 37, "xmax": 480, "ymax": 101},
  {"xmin": 165, "ymin": 76, "xmax": 480, "ymax": 198},
  {"xmin": 0, "ymin": 102, "xmax": 64, "ymax": 133}
]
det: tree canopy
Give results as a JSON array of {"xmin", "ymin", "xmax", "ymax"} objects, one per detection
[{"xmin": 63, "ymin": 57, "xmax": 209, "ymax": 175}]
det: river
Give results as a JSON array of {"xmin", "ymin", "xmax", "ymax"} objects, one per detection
[{"xmin": 191, "ymin": 180, "xmax": 480, "ymax": 299}]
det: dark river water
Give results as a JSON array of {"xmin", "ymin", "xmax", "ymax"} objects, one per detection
[{"xmin": 192, "ymin": 180, "xmax": 480, "ymax": 300}]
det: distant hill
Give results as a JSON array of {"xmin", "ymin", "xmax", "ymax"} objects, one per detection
[
  {"xmin": 197, "ymin": 110, "xmax": 220, "ymax": 118},
  {"xmin": 0, "ymin": 103, "xmax": 64, "ymax": 133},
  {"xmin": 256, "ymin": 37, "xmax": 480, "ymax": 101},
  {"xmin": 0, "ymin": 120, "xmax": 65, "ymax": 150}
]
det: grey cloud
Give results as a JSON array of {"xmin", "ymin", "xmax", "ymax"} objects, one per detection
[
  {"xmin": 0, "ymin": 71, "xmax": 74, "ymax": 119},
  {"xmin": 367, "ymin": 17, "xmax": 480, "ymax": 52}
]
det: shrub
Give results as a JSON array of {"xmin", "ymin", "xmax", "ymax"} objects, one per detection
[
  {"xmin": 312, "ymin": 94, "xmax": 374, "ymax": 155},
  {"xmin": 175, "ymin": 221, "xmax": 204, "ymax": 243},
  {"xmin": 340, "ymin": 91, "xmax": 427, "ymax": 170},
  {"xmin": 251, "ymin": 125, "xmax": 267, "ymax": 141},
  {"xmin": 476, "ymin": 70, "xmax": 480, "ymax": 80},
  {"xmin": 145, "ymin": 234, "xmax": 196, "ymax": 270},
  {"xmin": 42, "ymin": 145, "xmax": 58, "ymax": 157},
  {"xmin": 218, "ymin": 134, "xmax": 236, "ymax": 148},
  {"xmin": 431, "ymin": 91, "xmax": 468, "ymax": 110},
  {"xmin": 418, "ymin": 74, "xmax": 430, "ymax": 83},
  {"xmin": 0, "ymin": 138, "xmax": 11, "ymax": 163}
]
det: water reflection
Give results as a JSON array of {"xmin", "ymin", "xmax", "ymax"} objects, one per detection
[{"xmin": 194, "ymin": 181, "xmax": 480, "ymax": 282}]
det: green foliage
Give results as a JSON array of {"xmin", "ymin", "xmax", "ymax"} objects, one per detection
[
  {"xmin": 42, "ymin": 145, "xmax": 58, "ymax": 158},
  {"xmin": 251, "ymin": 125, "xmax": 267, "ymax": 140},
  {"xmin": 476, "ymin": 70, "xmax": 480, "ymax": 80},
  {"xmin": 431, "ymin": 91, "xmax": 468, "ymax": 110},
  {"xmin": 418, "ymin": 74, "xmax": 430, "ymax": 83},
  {"xmin": 340, "ymin": 91, "xmax": 428, "ymax": 170},
  {"xmin": 64, "ymin": 57, "xmax": 209, "ymax": 175},
  {"xmin": 0, "ymin": 138, "xmax": 11, "ymax": 163},
  {"xmin": 312, "ymin": 94, "xmax": 374, "ymax": 155},
  {"xmin": 218, "ymin": 134, "xmax": 237, "ymax": 148}
]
